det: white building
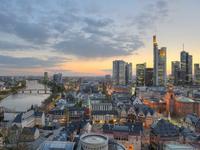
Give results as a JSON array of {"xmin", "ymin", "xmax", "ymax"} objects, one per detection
[
  {"xmin": 91, "ymin": 103, "xmax": 112, "ymax": 111},
  {"xmin": 12, "ymin": 109, "xmax": 45, "ymax": 128},
  {"xmin": 79, "ymin": 133, "xmax": 109, "ymax": 150}
]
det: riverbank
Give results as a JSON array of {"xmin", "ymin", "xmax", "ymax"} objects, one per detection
[
  {"xmin": 0, "ymin": 80, "xmax": 50, "ymax": 112},
  {"xmin": 39, "ymin": 94, "xmax": 61, "ymax": 113},
  {"xmin": 0, "ymin": 84, "xmax": 26, "ymax": 101},
  {"xmin": 0, "ymin": 94, "xmax": 9, "ymax": 101}
]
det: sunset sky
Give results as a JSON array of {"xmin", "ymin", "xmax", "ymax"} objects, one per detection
[{"xmin": 0, "ymin": 0, "xmax": 200, "ymax": 76}]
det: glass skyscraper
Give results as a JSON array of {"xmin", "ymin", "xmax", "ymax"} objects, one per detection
[
  {"xmin": 153, "ymin": 35, "xmax": 167, "ymax": 86},
  {"xmin": 112, "ymin": 60, "xmax": 132, "ymax": 85},
  {"xmin": 180, "ymin": 50, "xmax": 193, "ymax": 84},
  {"xmin": 136, "ymin": 63, "xmax": 146, "ymax": 86}
]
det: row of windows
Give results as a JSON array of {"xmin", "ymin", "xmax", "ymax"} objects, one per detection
[{"xmin": 81, "ymin": 143, "xmax": 107, "ymax": 150}]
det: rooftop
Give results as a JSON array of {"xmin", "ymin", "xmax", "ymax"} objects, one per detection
[
  {"xmin": 151, "ymin": 119, "xmax": 179, "ymax": 137},
  {"xmin": 40, "ymin": 141, "xmax": 75, "ymax": 150},
  {"xmin": 21, "ymin": 127, "xmax": 37, "ymax": 135},
  {"xmin": 165, "ymin": 143, "xmax": 194, "ymax": 149},
  {"xmin": 103, "ymin": 122, "xmax": 143, "ymax": 134},
  {"xmin": 80, "ymin": 133, "xmax": 108, "ymax": 144},
  {"xmin": 176, "ymin": 96, "xmax": 195, "ymax": 103}
]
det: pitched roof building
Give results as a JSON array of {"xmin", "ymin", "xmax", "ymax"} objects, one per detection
[{"xmin": 150, "ymin": 119, "xmax": 179, "ymax": 150}]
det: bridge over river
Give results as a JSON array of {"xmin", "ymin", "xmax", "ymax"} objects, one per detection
[
  {"xmin": 18, "ymin": 88, "xmax": 51, "ymax": 94},
  {"xmin": 0, "ymin": 80, "xmax": 51, "ymax": 112}
]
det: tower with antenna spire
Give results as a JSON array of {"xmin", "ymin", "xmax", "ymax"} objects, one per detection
[{"xmin": 153, "ymin": 35, "xmax": 167, "ymax": 86}]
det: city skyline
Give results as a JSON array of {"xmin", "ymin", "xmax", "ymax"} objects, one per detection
[{"xmin": 0, "ymin": 0, "xmax": 200, "ymax": 76}]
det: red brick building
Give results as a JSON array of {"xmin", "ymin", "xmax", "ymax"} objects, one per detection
[
  {"xmin": 165, "ymin": 91, "xmax": 200, "ymax": 117},
  {"xmin": 143, "ymin": 98, "xmax": 166, "ymax": 114}
]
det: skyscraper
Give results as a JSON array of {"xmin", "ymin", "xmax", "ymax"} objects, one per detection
[
  {"xmin": 180, "ymin": 51, "xmax": 187, "ymax": 84},
  {"xmin": 153, "ymin": 35, "xmax": 158, "ymax": 86},
  {"xmin": 145, "ymin": 68, "xmax": 153, "ymax": 86},
  {"xmin": 180, "ymin": 50, "xmax": 193, "ymax": 84},
  {"xmin": 194, "ymin": 64, "xmax": 200, "ymax": 85},
  {"xmin": 188, "ymin": 55, "xmax": 193, "ymax": 83},
  {"xmin": 44, "ymin": 72, "xmax": 49, "ymax": 82},
  {"xmin": 112, "ymin": 60, "xmax": 132, "ymax": 85},
  {"xmin": 136, "ymin": 63, "xmax": 146, "ymax": 86},
  {"xmin": 126, "ymin": 63, "xmax": 132, "ymax": 85},
  {"xmin": 153, "ymin": 35, "xmax": 167, "ymax": 86},
  {"xmin": 112, "ymin": 60, "xmax": 126, "ymax": 85},
  {"xmin": 171, "ymin": 61, "xmax": 180, "ymax": 85},
  {"xmin": 53, "ymin": 73, "xmax": 63, "ymax": 84}
]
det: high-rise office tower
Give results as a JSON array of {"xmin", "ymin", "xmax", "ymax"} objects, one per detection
[
  {"xmin": 126, "ymin": 63, "xmax": 132, "ymax": 85},
  {"xmin": 180, "ymin": 50, "xmax": 193, "ymax": 84},
  {"xmin": 158, "ymin": 47, "xmax": 167, "ymax": 86},
  {"xmin": 188, "ymin": 55, "xmax": 193, "ymax": 83},
  {"xmin": 153, "ymin": 35, "xmax": 158, "ymax": 86},
  {"xmin": 180, "ymin": 51, "xmax": 188, "ymax": 84},
  {"xmin": 112, "ymin": 60, "xmax": 132, "ymax": 85},
  {"xmin": 171, "ymin": 61, "xmax": 180, "ymax": 85},
  {"xmin": 112, "ymin": 60, "xmax": 126, "ymax": 85},
  {"xmin": 53, "ymin": 73, "xmax": 63, "ymax": 84},
  {"xmin": 194, "ymin": 64, "xmax": 200, "ymax": 85},
  {"xmin": 145, "ymin": 68, "xmax": 153, "ymax": 86},
  {"xmin": 153, "ymin": 35, "xmax": 167, "ymax": 86},
  {"xmin": 44, "ymin": 72, "xmax": 48, "ymax": 81},
  {"xmin": 136, "ymin": 63, "xmax": 146, "ymax": 86}
]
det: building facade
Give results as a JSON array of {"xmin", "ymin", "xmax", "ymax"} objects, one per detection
[
  {"xmin": 12, "ymin": 109, "xmax": 45, "ymax": 128},
  {"xmin": 165, "ymin": 87, "xmax": 200, "ymax": 117},
  {"xmin": 126, "ymin": 63, "xmax": 132, "ymax": 85},
  {"xmin": 145, "ymin": 68, "xmax": 153, "ymax": 86},
  {"xmin": 194, "ymin": 64, "xmax": 200, "ymax": 85},
  {"xmin": 113, "ymin": 60, "xmax": 126, "ymax": 85},
  {"xmin": 150, "ymin": 119, "xmax": 179, "ymax": 150},
  {"xmin": 103, "ymin": 123, "xmax": 143, "ymax": 150},
  {"xmin": 180, "ymin": 51, "xmax": 193, "ymax": 85},
  {"xmin": 112, "ymin": 60, "xmax": 132, "ymax": 85},
  {"xmin": 136, "ymin": 63, "xmax": 146, "ymax": 86},
  {"xmin": 80, "ymin": 133, "xmax": 109, "ymax": 150},
  {"xmin": 44, "ymin": 72, "xmax": 48, "ymax": 81},
  {"xmin": 153, "ymin": 36, "xmax": 167, "ymax": 86},
  {"xmin": 171, "ymin": 61, "xmax": 180, "ymax": 85},
  {"xmin": 53, "ymin": 73, "xmax": 63, "ymax": 84}
]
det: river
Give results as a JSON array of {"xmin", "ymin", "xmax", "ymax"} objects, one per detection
[{"xmin": 0, "ymin": 80, "xmax": 50, "ymax": 112}]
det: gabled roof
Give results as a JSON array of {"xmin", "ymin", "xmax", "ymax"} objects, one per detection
[
  {"xmin": 196, "ymin": 119, "xmax": 200, "ymax": 128},
  {"xmin": 103, "ymin": 122, "xmax": 143, "ymax": 135},
  {"xmin": 180, "ymin": 127, "xmax": 200, "ymax": 142},
  {"xmin": 13, "ymin": 110, "xmax": 44, "ymax": 123},
  {"xmin": 13, "ymin": 112, "xmax": 23, "ymax": 123},
  {"xmin": 134, "ymin": 104, "xmax": 155, "ymax": 116},
  {"xmin": 151, "ymin": 119, "xmax": 179, "ymax": 137},
  {"xmin": 34, "ymin": 111, "xmax": 43, "ymax": 117},
  {"xmin": 132, "ymin": 97, "xmax": 143, "ymax": 105},
  {"xmin": 185, "ymin": 114, "xmax": 200, "ymax": 126}
]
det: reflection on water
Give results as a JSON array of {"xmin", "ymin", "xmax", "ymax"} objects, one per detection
[{"xmin": 0, "ymin": 80, "xmax": 50, "ymax": 111}]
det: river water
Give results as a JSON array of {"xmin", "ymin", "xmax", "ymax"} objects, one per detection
[{"xmin": 0, "ymin": 80, "xmax": 50, "ymax": 112}]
